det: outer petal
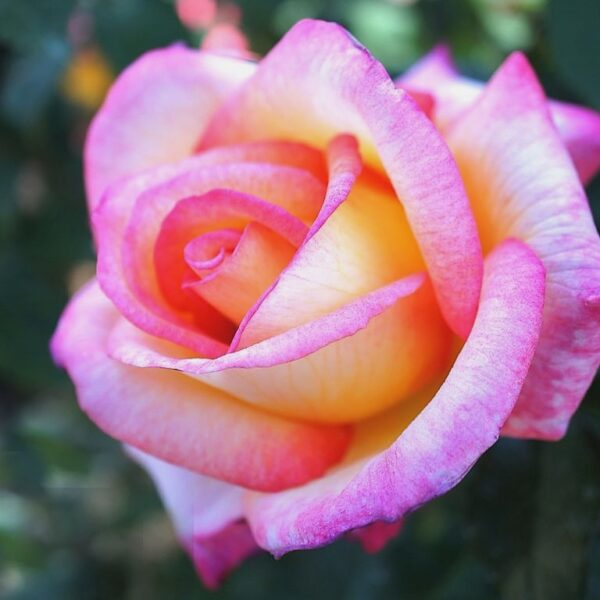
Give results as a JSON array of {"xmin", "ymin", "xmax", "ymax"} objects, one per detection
[
  {"xmin": 85, "ymin": 45, "xmax": 255, "ymax": 210},
  {"xmin": 400, "ymin": 45, "xmax": 600, "ymax": 184},
  {"xmin": 446, "ymin": 53, "xmax": 600, "ymax": 439},
  {"xmin": 243, "ymin": 240, "xmax": 545, "ymax": 556},
  {"xmin": 127, "ymin": 447, "xmax": 259, "ymax": 589},
  {"xmin": 127, "ymin": 448, "xmax": 401, "ymax": 585},
  {"xmin": 50, "ymin": 280, "xmax": 351, "ymax": 491},
  {"xmin": 398, "ymin": 44, "xmax": 482, "ymax": 131},
  {"xmin": 201, "ymin": 19, "xmax": 483, "ymax": 339}
]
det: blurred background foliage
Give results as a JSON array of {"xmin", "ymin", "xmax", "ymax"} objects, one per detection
[{"xmin": 1, "ymin": 0, "xmax": 599, "ymax": 598}]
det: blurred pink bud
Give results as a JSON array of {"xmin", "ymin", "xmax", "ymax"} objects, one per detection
[
  {"xmin": 218, "ymin": 1, "xmax": 242, "ymax": 25},
  {"xmin": 176, "ymin": 0, "xmax": 217, "ymax": 29}
]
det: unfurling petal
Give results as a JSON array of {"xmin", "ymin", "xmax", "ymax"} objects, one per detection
[
  {"xmin": 187, "ymin": 223, "xmax": 297, "ymax": 325},
  {"xmin": 93, "ymin": 159, "xmax": 321, "ymax": 356}
]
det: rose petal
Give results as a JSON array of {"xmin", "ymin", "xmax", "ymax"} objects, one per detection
[
  {"xmin": 108, "ymin": 272, "xmax": 452, "ymax": 424},
  {"xmin": 243, "ymin": 239, "xmax": 545, "ymax": 556},
  {"xmin": 399, "ymin": 87, "xmax": 434, "ymax": 119},
  {"xmin": 94, "ymin": 161, "xmax": 320, "ymax": 356},
  {"xmin": 398, "ymin": 44, "xmax": 480, "ymax": 131},
  {"xmin": 400, "ymin": 45, "xmax": 600, "ymax": 184},
  {"xmin": 187, "ymin": 520, "xmax": 258, "ymax": 589},
  {"xmin": 85, "ymin": 45, "xmax": 255, "ymax": 210},
  {"xmin": 127, "ymin": 447, "xmax": 260, "ymax": 589},
  {"xmin": 50, "ymin": 280, "xmax": 351, "ymax": 491},
  {"xmin": 201, "ymin": 19, "xmax": 483, "ymax": 339},
  {"xmin": 94, "ymin": 167, "xmax": 229, "ymax": 358},
  {"xmin": 446, "ymin": 53, "xmax": 600, "ymax": 439}
]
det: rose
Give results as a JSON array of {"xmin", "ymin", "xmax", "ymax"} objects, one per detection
[{"xmin": 51, "ymin": 19, "xmax": 600, "ymax": 587}]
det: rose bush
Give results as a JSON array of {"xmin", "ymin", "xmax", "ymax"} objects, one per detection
[{"xmin": 51, "ymin": 19, "xmax": 600, "ymax": 587}]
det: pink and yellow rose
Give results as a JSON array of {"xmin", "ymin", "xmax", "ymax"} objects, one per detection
[{"xmin": 51, "ymin": 20, "xmax": 600, "ymax": 587}]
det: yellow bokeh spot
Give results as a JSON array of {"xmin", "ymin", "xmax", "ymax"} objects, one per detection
[{"xmin": 61, "ymin": 47, "xmax": 113, "ymax": 111}]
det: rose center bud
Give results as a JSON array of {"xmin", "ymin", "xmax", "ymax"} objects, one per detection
[
  {"xmin": 182, "ymin": 222, "xmax": 296, "ymax": 325},
  {"xmin": 151, "ymin": 177, "xmax": 316, "ymax": 349}
]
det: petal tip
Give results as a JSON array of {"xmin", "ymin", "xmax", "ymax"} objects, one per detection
[{"xmin": 492, "ymin": 51, "xmax": 545, "ymax": 104}]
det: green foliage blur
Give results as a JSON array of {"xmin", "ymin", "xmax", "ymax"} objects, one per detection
[{"xmin": 1, "ymin": 0, "xmax": 600, "ymax": 598}]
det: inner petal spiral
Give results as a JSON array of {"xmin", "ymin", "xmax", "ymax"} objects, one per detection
[{"xmin": 184, "ymin": 222, "xmax": 297, "ymax": 325}]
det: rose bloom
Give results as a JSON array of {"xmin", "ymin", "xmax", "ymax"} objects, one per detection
[{"xmin": 51, "ymin": 20, "xmax": 600, "ymax": 587}]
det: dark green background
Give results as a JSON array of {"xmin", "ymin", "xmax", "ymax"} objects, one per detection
[{"xmin": 1, "ymin": 0, "xmax": 599, "ymax": 598}]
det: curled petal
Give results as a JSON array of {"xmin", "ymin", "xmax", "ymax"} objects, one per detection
[
  {"xmin": 233, "ymin": 133, "xmax": 387, "ymax": 349},
  {"xmin": 235, "ymin": 170, "xmax": 425, "ymax": 350},
  {"xmin": 308, "ymin": 134, "xmax": 362, "ymax": 235},
  {"xmin": 243, "ymin": 239, "xmax": 545, "ymax": 556},
  {"xmin": 446, "ymin": 53, "xmax": 600, "ymax": 439},
  {"xmin": 153, "ymin": 188, "xmax": 308, "ymax": 313},
  {"xmin": 50, "ymin": 280, "xmax": 351, "ymax": 491},
  {"xmin": 187, "ymin": 222, "xmax": 297, "ymax": 324},
  {"xmin": 109, "ymin": 273, "xmax": 451, "ymax": 424},
  {"xmin": 184, "ymin": 228, "xmax": 241, "ymax": 275}
]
